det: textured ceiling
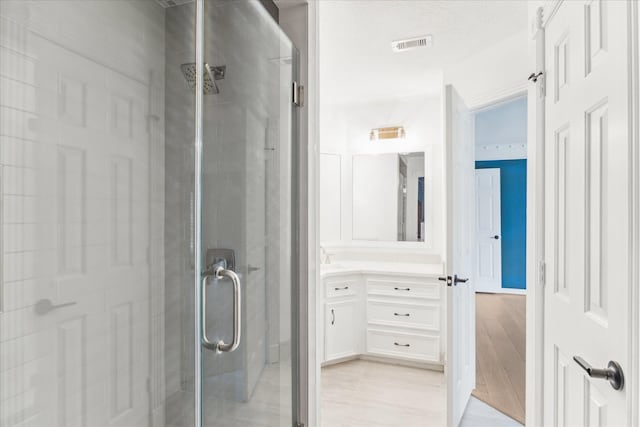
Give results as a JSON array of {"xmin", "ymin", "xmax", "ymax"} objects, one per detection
[{"xmin": 319, "ymin": 0, "xmax": 527, "ymax": 105}]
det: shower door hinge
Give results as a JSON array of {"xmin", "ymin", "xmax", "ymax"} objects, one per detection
[{"xmin": 293, "ymin": 81, "xmax": 304, "ymax": 107}]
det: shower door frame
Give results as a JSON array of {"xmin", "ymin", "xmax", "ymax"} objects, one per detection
[{"xmin": 191, "ymin": 1, "xmax": 305, "ymax": 426}]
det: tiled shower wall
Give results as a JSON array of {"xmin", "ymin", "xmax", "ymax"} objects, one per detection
[
  {"xmin": 0, "ymin": 1, "xmax": 293, "ymax": 425},
  {"xmin": 0, "ymin": 1, "xmax": 168, "ymax": 426}
]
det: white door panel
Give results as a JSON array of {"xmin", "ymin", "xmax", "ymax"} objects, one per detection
[
  {"xmin": 475, "ymin": 168, "xmax": 502, "ymax": 293},
  {"xmin": 444, "ymin": 85, "xmax": 476, "ymax": 427},
  {"xmin": 543, "ymin": 1, "xmax": 631, "ymax": 426},
  {"xmin": 0, "ymin": 3, "xmax": 162, "ymax": 425}
]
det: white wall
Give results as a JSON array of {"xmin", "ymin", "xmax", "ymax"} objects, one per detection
[
  {"xmin": 475, "ymin": 95, "xmax": 528, "ymax": 161},
  {"xmin": 445, "ymin": 30, "xmax": 529, "ymax": 109},
  {"xmin": 319, "ymin": 94, "xmax": 444, "ymax": 254},
  {"xmin": 319, "ymin": 153, "xmax": 341, "ymax": 241}
]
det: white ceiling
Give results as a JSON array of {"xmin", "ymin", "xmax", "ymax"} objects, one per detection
[{"xmin": 319, "ymin": 0, "xmax": 527, "ymax": 105}]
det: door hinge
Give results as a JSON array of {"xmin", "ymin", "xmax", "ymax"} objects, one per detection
[
  {"xmin": 293, "ymin": 81, "xmax": 304, "ymax": 107},
  {"xmin": 538, "ymin": 74, "xmax": 546, "ymax": 98},
  {"xmin": 295, "ymin": 423, "xmax": 305, "ymax": 427},
  {"xmin": 528, "ymin": 71, "xmax": 545, "ymax": 98},
  {"xmin": 538, "ymin": 260, "xmax": 546, "ymax": 286}
]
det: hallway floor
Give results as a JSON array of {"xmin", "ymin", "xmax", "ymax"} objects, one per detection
[
  {"xmin": 321, "ymin": 359, "xmax": 522, "ymax": 427},
  {"xmin": 473, "ymin": 293, "xmax": 526, "ymax": 424}
]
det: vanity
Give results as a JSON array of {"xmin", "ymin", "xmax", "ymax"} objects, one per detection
[
  {"xmin": 319, "ymin": 119, "xmax": 446, "ymax": 370},
  {"xmin": 319, "ymin": 253, "xmax": 446, "ymax": 369}
]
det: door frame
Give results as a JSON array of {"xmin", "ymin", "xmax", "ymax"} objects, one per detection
[
  {"xmin": 306, "ymin": 2, "xmax": 640, "ymax": 426},
  {"xmin": 526, "ymin": 2, "xmax": 640, "ymax": 426},
  {"xmin": 472, "ymin": 94, "xmax": 528, "ymax": 298}
]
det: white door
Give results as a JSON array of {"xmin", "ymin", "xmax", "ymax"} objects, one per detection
[
  {"xmin": 475, "ymin": 168, "xmax": 502, "ymax": 293},
  {"xmin": 444, "ymin": 85, "xmax": 476, "ymax": 427},
  {"xmin": 543, "ymin": 1, "xmax": 632, "ymax": 426},
  {"xmin": 0, "ymin": 4, "xmax": 154, "ymax": 425}
]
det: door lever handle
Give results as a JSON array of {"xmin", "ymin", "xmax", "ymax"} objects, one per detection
[
  {"xmin": 573, "ymin": 356, "xmax": 624, "ymax": 390},
  {"xmin": 453, "ymin": 275, "xmax": 469, "ymax": 285}
]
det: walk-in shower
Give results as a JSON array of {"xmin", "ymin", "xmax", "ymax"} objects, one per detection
[{"xmin": 0, "ymin": 0, "xmax": 299, "ymax": 426}]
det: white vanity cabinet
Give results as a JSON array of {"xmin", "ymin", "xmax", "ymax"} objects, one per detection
[
  {"xmin": 365, "ymin": 276, "xmax": 442, "ymax": 364},
  {"xmin": 320, "ymin": 270, "xmax": 444, "ymax": 367},
  {"xmin": 323, "ymin": 275, "xmax": 363, "ymax": 362},
  {"xmin": 325, "ymin": 300, "xmax": 358, "ymax": 360}
]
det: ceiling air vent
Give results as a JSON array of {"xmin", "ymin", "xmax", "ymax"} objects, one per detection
[{"xmin": 391, "ymin": 35, "xmax": 433, "ymax": 53}]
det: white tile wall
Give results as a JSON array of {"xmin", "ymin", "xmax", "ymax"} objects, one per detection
[{"xmin": 0, "ymin": 1, "xmax": 166, "ymax": 426}]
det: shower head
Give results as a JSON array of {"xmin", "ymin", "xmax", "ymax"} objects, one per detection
[{"xmin": 180, "ymin": 63, "xmax": 226, "ymax": 95}]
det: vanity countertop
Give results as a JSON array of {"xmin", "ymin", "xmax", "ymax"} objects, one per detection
[{"xmin": 320, "ymin": 261, "xmax": 445, "ymax": 279}]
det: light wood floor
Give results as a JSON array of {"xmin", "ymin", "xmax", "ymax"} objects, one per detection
[
  {"xmin": 321, "ymin": 359, "xmax": 522, "ymax": 427},
  {"xmin": 321, "ymin": 360, "xmax": 446, "ymax": 426},
  {"xmin": 473, "ymin": 293, "xmax": 526, "ymax": 424}
]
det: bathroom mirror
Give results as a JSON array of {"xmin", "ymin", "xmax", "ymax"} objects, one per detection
[{"xmin": 352, "ymin": 152, "xmax": 425, "ymax": 242}]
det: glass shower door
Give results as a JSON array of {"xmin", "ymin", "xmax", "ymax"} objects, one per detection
[{"xmin": 197, "ymin": 1, "xmax": 299, "ymax": 426}]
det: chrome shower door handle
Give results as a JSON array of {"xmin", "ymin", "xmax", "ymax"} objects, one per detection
[{"xmin": 202, "ymin": 266, "xmax": 242, "ymax": 353}]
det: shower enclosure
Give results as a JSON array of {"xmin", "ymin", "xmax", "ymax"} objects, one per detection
[{"xmin": 0, "ymin": 0, "xmax": 300, "ymax": 426}]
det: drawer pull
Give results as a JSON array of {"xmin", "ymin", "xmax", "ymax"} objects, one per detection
[
  {"xmin": 394, "ymin": 342, "xmax": 410, "ymax": 347},
  {"xmin": 393, "ymin": 312, "xmax": 410, "ymax": 317},
  {"xmin": 394, "ymin": 287, "xmax": 411, "ymax": 291},
  {"xmin": 334, "ymin": 286, "xmax": 349, "ymax": 291}
]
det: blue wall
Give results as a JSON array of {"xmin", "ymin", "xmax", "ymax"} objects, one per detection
[{"xmin": 475, "ymin": 160, "xmax": 527, "ymax": 290}]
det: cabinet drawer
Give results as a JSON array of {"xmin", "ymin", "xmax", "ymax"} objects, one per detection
[
  {"xmin": 367, "ymin": 329, "xmax": 440, "ymax": 362},
  {"xmin": 325, "ymin": 279, "xmax": 357, "ymax": 298},
  {"xmin": 367, "ymin": 279, "xmax": 440, "ymax": 299},
  {"xmin": 367, "ymin": 300, "xmax": 439, "ymax": 330}
]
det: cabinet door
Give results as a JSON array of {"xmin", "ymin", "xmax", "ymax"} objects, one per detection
[{"xmin": 325, "ymin": 300, "xmax": 357, "ymax": 361}]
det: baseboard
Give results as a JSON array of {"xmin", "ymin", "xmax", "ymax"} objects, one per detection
[
  {"xmin": 359, "ymin": 355, "xmax": 444, "ymax": 371},
  {"xmin": 476, "ymin": 288, "xmax": 526, "ymax": 295},
  {"xmin": 321, "ymin": 354, "xmax": 444, "ymax": 372},
  {"xmin": 321, "ymin": 355, "xmax": 359, "ymax": 367}
]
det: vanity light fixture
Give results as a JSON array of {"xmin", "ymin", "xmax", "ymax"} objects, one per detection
[{"xmin": 369, "ymin": 126, "xmax": 406, "ymax": 141}]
